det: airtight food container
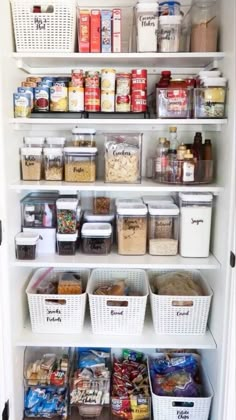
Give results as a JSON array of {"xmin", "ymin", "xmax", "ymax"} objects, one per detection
[
  {"xmin": 117, "ymin": 203, "xmax": 148, "ymax": 255},
  {"xmin": 148, "ymin": 203, "xmax": 179, "ymax": 255},
  {"xmin": 15, "ymin": 232, "xmax": 40, "ymax": 260},
  {"xmin": 64, "ymin": 147, "xmax": 97, "ymax": 182},
  {"xmin": 57, "ymin": 231, "xmax": 78, "ymax": 255},
  {"xmin": 81, "ymin": 223, "xmax": 112, "ymax": 255},
  {"xmin": 43, "ymin": 147, "xmax": 64, "ymax": 181},
  {"xmin": 21, "ymin": 147, "xmax": 43, "ymax": 181},
  {"xmin": 56, "ymin": 198, "xmax": 78, "ymax": 234}
]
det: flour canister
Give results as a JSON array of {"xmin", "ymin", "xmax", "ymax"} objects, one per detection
[{"xmin": 179, "ymin": 192, "xmax": 213, "ymax": 257}]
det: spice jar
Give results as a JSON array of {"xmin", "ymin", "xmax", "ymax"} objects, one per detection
[
  {"xmin": 159, "ymin": 15, "xmax": 182, "ymax": 52},
  {"xmin": 93, "ymin": 192, "xmax": 111, "ymax": 215},
  {"xmin": 148, "ymin": 203, "xmax": 179, "ymax": 255},
  {"xmin": 64, "ymin": 147, "xmax": 97, "ymax": 182},
  {"xmin": 136, "ymin": 1, "xmax": 159, "ymax": 52},
  {"xmin": 117, "ymin": 203, "xmax": 147, "ymax": 255},
  {"xmin": 21, "ymin": 147, "xmax": 43, "ymax": 181},
  {"xmin": 56, "ymin": 198, "xmax": 78, "ymax": 234},
  {"xmin": 190, "ymin": 1, "xmax": 218, "ymax": 52},
  {"xmin": 81, "ymin": 223, "xmax": 112, "ymax": 255},
  {"xmin": 57, "ymin": 231, "xmax": 78, "ymax": 255},
  {"xmin": 43, "ymin": 148, "xmax": 64, "ymax": 181},
  {"xmin": 15, "ymin": 232, "xmax": 40, "ymax": 260}
]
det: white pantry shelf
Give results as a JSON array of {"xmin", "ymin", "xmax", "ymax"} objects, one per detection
[
  {"xmin": 12, "ymin": 252, "xmax": 220, "ymax": 270},
  {"xmin": 12, "ymin": 52, "xmax": 225, "ymax": 74},
  {"xmin": 15, "ymin": 317, "xmax": 216, "ymax": 349},
  {"xmin": 10, "ymin": 179, "xmax": 223, "ymax": 195}
]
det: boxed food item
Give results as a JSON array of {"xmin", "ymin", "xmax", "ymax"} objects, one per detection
[
  {"xmin": 112, "ymin": 9, "xmax": 121, "ymax": 53},
  {"xmin": 13, "ymin": 92, "xmax": 31, "ymax": 117},
  {"xmin": 90, "ymin": 10, "xmax": 101, "ymax": 52},
  {"xmin": 79, "ymin": 9, "xmax": 90, "ymax": 52},
  {"xmin": 101, "ymin": 10, "xmax": 112, "ymax": 53}
]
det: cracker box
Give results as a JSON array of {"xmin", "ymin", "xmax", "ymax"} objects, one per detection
[
  {"xmin": 79, "ymin": 9, "xmax": 90, "ymax": 53},
  {"xmin": 112, "ymin": 9, "xmax": 121, "ymax": 53},
  {"xmin": 101, "ymin": 10, "xmax": 112, "ymax": 53},
  {"xmin": 90, "ymin": 9, "xmax": 101, "ymax": 52}
]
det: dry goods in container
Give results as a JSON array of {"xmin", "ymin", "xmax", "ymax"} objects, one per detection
[
  {"xmin": 15, "ymin": 232, "xmax": 40, "ymax": 260},
  {"xmin": 148, "ymin": 203, "xmax": 179, "ymax": 255},
  {"xmin": 93, "ymin": 192, "xmax": 111, "ymax": 215},
  {"xmin": 57, "ymin": 231, "xmax": 78, "ymax": 255},
  {"xmin": 43, "ymin": 147, "xmax": 64, "ymax": 181},
  {"xmin": 71, "ymin": 127, "xmax": 96, "ymax": 147},
  {"xmin": 136, "ymin": 1, "xmax": 159, "ymax": 52},
  {"xmin": 117, "ymin": 203, "xmax": 147, "ymax": 255},
  {"xmin": 190, "ymin": 1, "xmax": 218, "ymax": 52},
  {"xmin": 158, "ymin": 15, "xmax": 182, "ymax": 52},
  {"xmin": 194, "ymin": 78, "xmax": 227, "ymax": 118},
  {"xmin": 56, "ymin": 198, "xmax": 78, "ymax": 234},
  {"xmin": 64, "ymin": 147, "xmax": 97, "ymax": 182},
  {"xmin": 21, "ymin": 147, "xmax": 42, "ymax": 181},
  {"xmin": 81, "ymin": 223, "xmax": 112, "ymax": 255}
]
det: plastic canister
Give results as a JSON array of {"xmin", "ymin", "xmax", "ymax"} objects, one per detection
[
  {"xmin": 136, "ymin": 2, "xmax": 159, "ymax": 52},
  {"xmin": 159, "ymin": 15, "xmax": 182, "ymax": 52}
]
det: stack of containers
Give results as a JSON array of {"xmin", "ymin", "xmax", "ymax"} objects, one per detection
[
  {"xmin": 56, "ymin": 198, "xmax": 80, "ymax": 255},
  {"xmin": 101, "ymin": 68, "xmax": 116, "ymax": 113},
  {"xmin": 131, "ymin": 69, "xmax": 148, "ymax": 113}
]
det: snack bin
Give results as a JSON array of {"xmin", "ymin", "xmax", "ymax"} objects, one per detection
[
  {"xmin": 148, "ymin": 353, "xmax": 213, "ymax": 420},
  {"xmin": 156, "ymin": 88, "xmax": 192, "ymax": 118},
  {"xmin": 148, "ymin": 270, "xmax": 213, "ymax": 335},
  {"xmin": 64, "ymin": 147, "xmax": 97, "ymax": 182},
  {"xmin": 81, "ymin": 223, "xmax": 112, "ymax": 255},
  {"xmin": 56, "ymin": 198, "xmax": 78, "ymax": 234},
  {"xmin": 104, "ymin": 133, "xmax": 142, "ymax": 183},
  {"xmin": 148, "ymin": 203, "xmax": 179, "ymax": 256},
  {"xmin": 21, "ymin": 147, "xmax": 43, "ymax": 180},
  {"xmin": 87, "ymin": 269, "xmax": 149, "ymax": 335},
  {"xmin": 117, "ymin": 203, "xmax": 148, "ymax": 255},
  {"xmin": 26, "ymin": 268, "xmax": 89, "ymax": 333}
]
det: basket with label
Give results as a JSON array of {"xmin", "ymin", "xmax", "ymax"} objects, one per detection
[
  {"xmin": 87, "ymin": 269, "xmax": 149, "ymax": 335},
  {"xmin": 26, "ymin": 268, "xmax": 89, "ymax": 333},
  {"xmin": 148, "ymin": 353, "xmax": 213, "ymax": 420},
  {"xmin": 148, "ymin": 270, "xmax": 213, "ymax": 335},
  {"xmin": 11, "ymin": 0, "xmax": 76, "ymax": 52}
]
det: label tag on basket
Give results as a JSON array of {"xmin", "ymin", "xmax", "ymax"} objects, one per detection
[
  {"xmin": 46, "ymin": 307, "xmax": 62, "ymax": 323},
  {"xmin": 34, "ymin": 16, "xmax": 48, "ymax": 30}
]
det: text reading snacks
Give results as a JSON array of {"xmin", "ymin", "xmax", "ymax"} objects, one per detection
[
  {"xmin": 12, "ymin": 1, "xmax": 220, "ymax": 54},
  {"xmin": 13, "ymin": 69, "xmax": 227, "ymax": 119}
]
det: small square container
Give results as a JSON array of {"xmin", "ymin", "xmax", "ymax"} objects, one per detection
[
  {"xmin": 81, "ymin": 223, "xmax": 112, "ymax": 255},
  {"xmin": 64, "ymin": 147, "xmax": 97, "ymax": 182},
  {"xmin": 21, "ymin": 147, "xmax": 43, "ymax": 181},
  {"xmin": 148, "ymin": 204, "xmax": 179, "ymax": 256},
  {"xmin": 15, "ymin": 232, "xmax": 40, "ymax": 260},
  {"xmin": 71, "ymin": 127, "xmax": 96, "ymax": 147},
  {"xmin": 158, "ymin": 15, "xmax": 182, "ymax": 52},
  {"xmin": 117, "ymin": 203, "xmax": 148, "ymax": 255},
  {"xmin": 83, "ymin": 211, "xmax": 115, "ymax": 243},
  {"xmin": 194, "ymin": 78, "xmax": 227, "ymax": 118},
  {"xmin": 93, "ymin": 192, "xmax": 111, "ymax": 215},
  {"xmin": 45, "ymin": 137, "xmax": 65, "ymax": 147},
  {"xmin": 156, "ymin": 88, "xmax": 192, "ymax": 118},
  {"xmin": 57, "ymin": 231, "xmax": 78, "ymax": 255},
  {"xmin": 21, "ymin": 193, "xmax": 58, "ymax": 228},
  {"xmin": 43, "ymin": 147, "xmax": 64, "ymax": 181},
  {"xmin": 56, "ymin": 198, "xmax": 78, "ymax": 234},
  {"xmin": 104, "ymin": 133, "xmax": 142, "ymax": 183}
]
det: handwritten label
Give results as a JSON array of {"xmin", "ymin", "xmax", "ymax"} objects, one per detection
[
  {"xmin": 113, "ymin": 150, "xmax": 131, "ymax": 157},
  {"xmin": 139, "ymin": 16, "xmax": 156, "ymax": 28},
  {"xmin": 34, "ymin": 16, "xmax": 47, "ymax": 30},
  {"xmin": 111, "ymin": 310, "xmax": 123, "ymax": 316},
  {"xmin": 46, "ymin": 316, "xmax": 62, "ymax": 322},
  {"xmin": 177, "ymin": 410, "xmax": 189, "ymax": 420},
  {"xmin": 126, "ymin": 219, "xmax": 140, "ymax": 231},
  {"xmin": 177, "ymin": 310, "xmax": 190, "ymax": 316},
  {"xmin": 87, "ymin": 239, "xmax": 103, "ymax": 251},
  {"xmin": 191, "ymin": 218, "xmax": 204, "ymax": 225},
  {"xmin": 73, "ymin": 167, "xmax": 84, "ymax": 173},
  {"xmin": 46, "ymin": 308, "xmax": 62, "ymax": 323},
  {"xmin": 25, "ymin": 156, "xmax": 36, "ymax": 166}
]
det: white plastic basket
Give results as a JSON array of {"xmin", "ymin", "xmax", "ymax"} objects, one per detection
[
  {"xmin": 87, "ymin": 269, "xmax": 149, "ymax": 335},
  {"xmin": 148, "ymin": 353, "xmax": 213, "ymax": 420},
  {"xmin": 26, "ymin": 268, "xmax": 89, "ymax": 333},
  {"xmin": 11, "ymin": 0, "xmax": 76, "ymax": 52},
  {"xmin": 148, "ymin": 270, "xmax": 213, "ymax": 335}
]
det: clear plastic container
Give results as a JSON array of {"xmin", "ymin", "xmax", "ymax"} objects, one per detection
[
  {"xmin": 83, "ymin": 211, "xmax": 115, "ymax": 243},
  {"xmin": 156, "ymin": 87, "xmax": 192, "ymax": 118},
  {"xmin": 93, "ymin": 192, "xmax": 111, "ymax": 215},
  {"xmin": 158, "ymin": 15, "xmax": 182, "ymax": 52},
  {"xmin": 21, "ymin": 192, "xmax": 58, "ymax": 228},
  {"xmin": 142, "ymin": 195, "xmax": 174, "ymax": 205},
  {"xmin": 43, "ymin": 147, "xmax": 64, "ymax": 181},
  {"xmin": 179, "ymin": 192, "xmax": 213, "ymax": 257},
  {"xmin": 71, "ymin": 127, "xmax": 96, "ymax": 147},
  {"xmin": 104, "ymin": 133, "xmax": 142, "ymax": 183},
  {"xmin": 23, "ymin": 137, "xmax": 45, "ymax": 147},
  {"xmin": 45, "ymin": 137, "xmax": 65, "ymax": 147},
  {"xmin": 21, "ymin": 147, "xmax": 43, "ymax": 181},
  {"xmin": 117, "ymin": 203, "xmax": 148, "ymax": 255},
  {"xmin": 57, "ymin": 231, "xmax": 78, "ymax": 255},
  {"xmin": 15, "ymin": 232, "xmax": 40, "ymax": 260},
  {"xmin": 56, "ymin": 198, "xmax": 78, "ymax": 234},
  {"xmin": 194, "ymin": 79, "xmax": 227, "ymax": 118},
  {"xmin": 148, "ymin": 203, "xmax": 179, "ymax": 255},
  {"xmin": 81, "ymin": 223, "xmax": 112, "ymax": 255},
  {"xmin": 190, "ymin": 0, "xmax": 218, "ymax": 52},
  {"xmin": 64, "ymin": 147, "xmax": 97, "ymax": 182},
  {"xmin": 136, "ymin": 2, "xmax": 159, "ymax": 52}
]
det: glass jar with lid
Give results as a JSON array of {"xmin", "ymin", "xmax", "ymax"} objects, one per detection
[
  {"xmin": 190, "ymin": 0, "xmax": 218, "ymax": 52},
  {"xmin": 117, "ymin": 203, "xmax": 148, "ymax": 255},
  {"xmin": 148, "ymin": 203, "xmax": 179, "ymax": 255},
  {"xmin": 64, "ymin": 147, "xmax": 97, "ymax": 182}
]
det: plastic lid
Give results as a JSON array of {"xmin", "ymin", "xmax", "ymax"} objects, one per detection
[
  {"xmin": 81, "ymin": 222, "xmax": 112, "ymax": 237},
  {"xmin": 43, "ymin": 147, "xmax": 63, "ymax": 156},
  {"xmin": 136, "ymin": 3, "xmax": 159, "ymax": 12},
  {"xmin": 159, "ymin": 15, "xmax": 182, "ymax": 24},
  {"xmin": 84, "ymin": 211, "xmax": 115, "ymax": 223},
  {"xmin": 57, "ymin": 231, "xmax": 78, "ymax": 241},
  {"xmin": 72, "ymin": 128, "xmax": 96, "ymax": 135},
  {"xmin": 202, "ymin": 77, "xmax": 227, "ymax": 87},
  {"xmin": 15, "ymin": 232, "xmax": 40, "ymax": 245},
  {"xmin": 199, "ymin": 70, "xmax": 221, "ymax": 78},
  {"xmin": 24, "ymin": 137, "xmax": 45, "ymax": 145},
  {"xmin": 179, "ymin": 192, "xmax": 213, "ymax": 202},
  {"xmin": 160, "ymin": 1, "xmax": 180, "ymax": 4},
  {"xmin": 64, "ymin": 147, "xmax": 97, "ymax": 154},
  {"xmin": 46, "ymin": 137, "xmax": 65, "ymax": 145},
  {"xmin": 117, "ymin": 203, "xmax": 147, "ymax": 216},
  {"xmin": 142, "ymin": 195, "xmax": 174, "ymax": 204},
  {"xmin": 116, "ymin": 198, "xmax": 143, "ymax": 206},
  {"xmin": 56, "ymin": 198, "xmax": 78, "ymax": 210},
  {"xmin": 21, "ymin": 147, "xmax": 42, "ymax": 156},
  {"xmin": 148, "ymin": 203, "xmax": 179, "ymax": 216}
]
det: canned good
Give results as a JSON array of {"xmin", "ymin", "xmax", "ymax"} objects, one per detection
[
  {"xmin": 22, "ymin": 81, "xmax": 37, "ymax": 88},
  {"xmin": 69, "ymin": 86, "xmax": 84, "ymax": 112},
  {"xmin": 101, "ymin": 68, "xmax": 116, "ymax": 92},
  {"xmin": 101, "ymin": 91, "xmax": 115, "ymax": 112},
  {"xmin": 34, "ymin": 86, "xmax": 50, "ymax": 112},
  {"xmin": 14, "ymin": 93, "xmax": 31, "ymax": 118},
  {"xmin": 71, "ymin": 69, "xmax": 84, "ymax": 87},
  {"xmin": 85, "ymin": 87, "xmax": 100, "ymax": 112},
  {"xmin": 116, "ymin": 94, "xmax": 131, "ymax": 112},
  {"xmin": 116, "ymin": 73, "xmax": 131, "ymax": 95},
  {"xmin": 50, "ymin": 86, "xmax": 68, "ymax": 112},
  {"xmin": 18, "ymin": 87, "xmax": 34, "ymax": 110},
  {"xmin": 131, "ymin": 69, "xmax": 148, "ymax": 91},
  {"xmin": 85, "ymin": 71, "xmax": 100, "ymax": 88},
  {"xmin": 131, "ymin": 90, "xmax": 147, "ymax": 112}
]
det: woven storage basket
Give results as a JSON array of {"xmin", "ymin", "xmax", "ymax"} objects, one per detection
[
  {"xmin": 11, "ymin": 0, "xmax": 76, "ymax": 52},
  {"xmin": 26, "ymin": 268, "xmax": 89, "ymax": 333},
  {"xmin": 87, "ymin": 268, "xmax": 149, "ymax": 335},
  {"xmin": 148, "ymin": 353, "xmax": 213, "ymax": 420},
  {"xmin": 148, "ymin": 270, "xmax": 212, "ymax": 335}
]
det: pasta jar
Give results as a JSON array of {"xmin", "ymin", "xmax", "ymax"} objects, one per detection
[
  {"xmin": 21, "ymin": 147, "xmax": 42, "ymax": 181},
  {"xmin": 56, "ymin": 198, "xmax": 78, "ymax": 234},
  {"xmin": 43, "ymin": 147, "xmax": 64, "ymax": 181},
  {"xmin": 117, "ymin": 203, "xmax": 148, "ymax": 255},
  {"xmin": 148, "ymin": 203, "xmax": 179, "ymax": 255},
  {"xmin": 81, "ymin": 223, "xmax": 112, "ymax": 255},
  {"xmin": 159, "ymin": 15, "xmax": 182, "ymax": 52},
  {"xmin": 64, "ymin": 147, "xmax": 97, "ymax": 182}
]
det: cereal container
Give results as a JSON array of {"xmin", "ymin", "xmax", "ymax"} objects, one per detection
[
  {"xmin": 148, "ymin": 203, "xmax": 179, "ymax": 255},
  {"xmin": 43, "ymin": 147, "xmax": 64, "ymax": 181},
  {"xmin": 21, "ymin": 147, "xmax": 42, "ymax": 181},
  {"xmin": 117, "ymin": 203, "xmax": 148, "ymax": 255},
  {"xmin": 81, "ymin": 223, "xmax": 112, "ymax": 255},
  {"xmin": 64, "ymin": 147, "xmax": 97, "ymax": 182},
  {"xmin": 104, "ymin": 133, "xmax": 142, "ymax": 183},
  {"xmin": 56, "ymin": 198, "xmax": 78, "ymax": 234}
]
